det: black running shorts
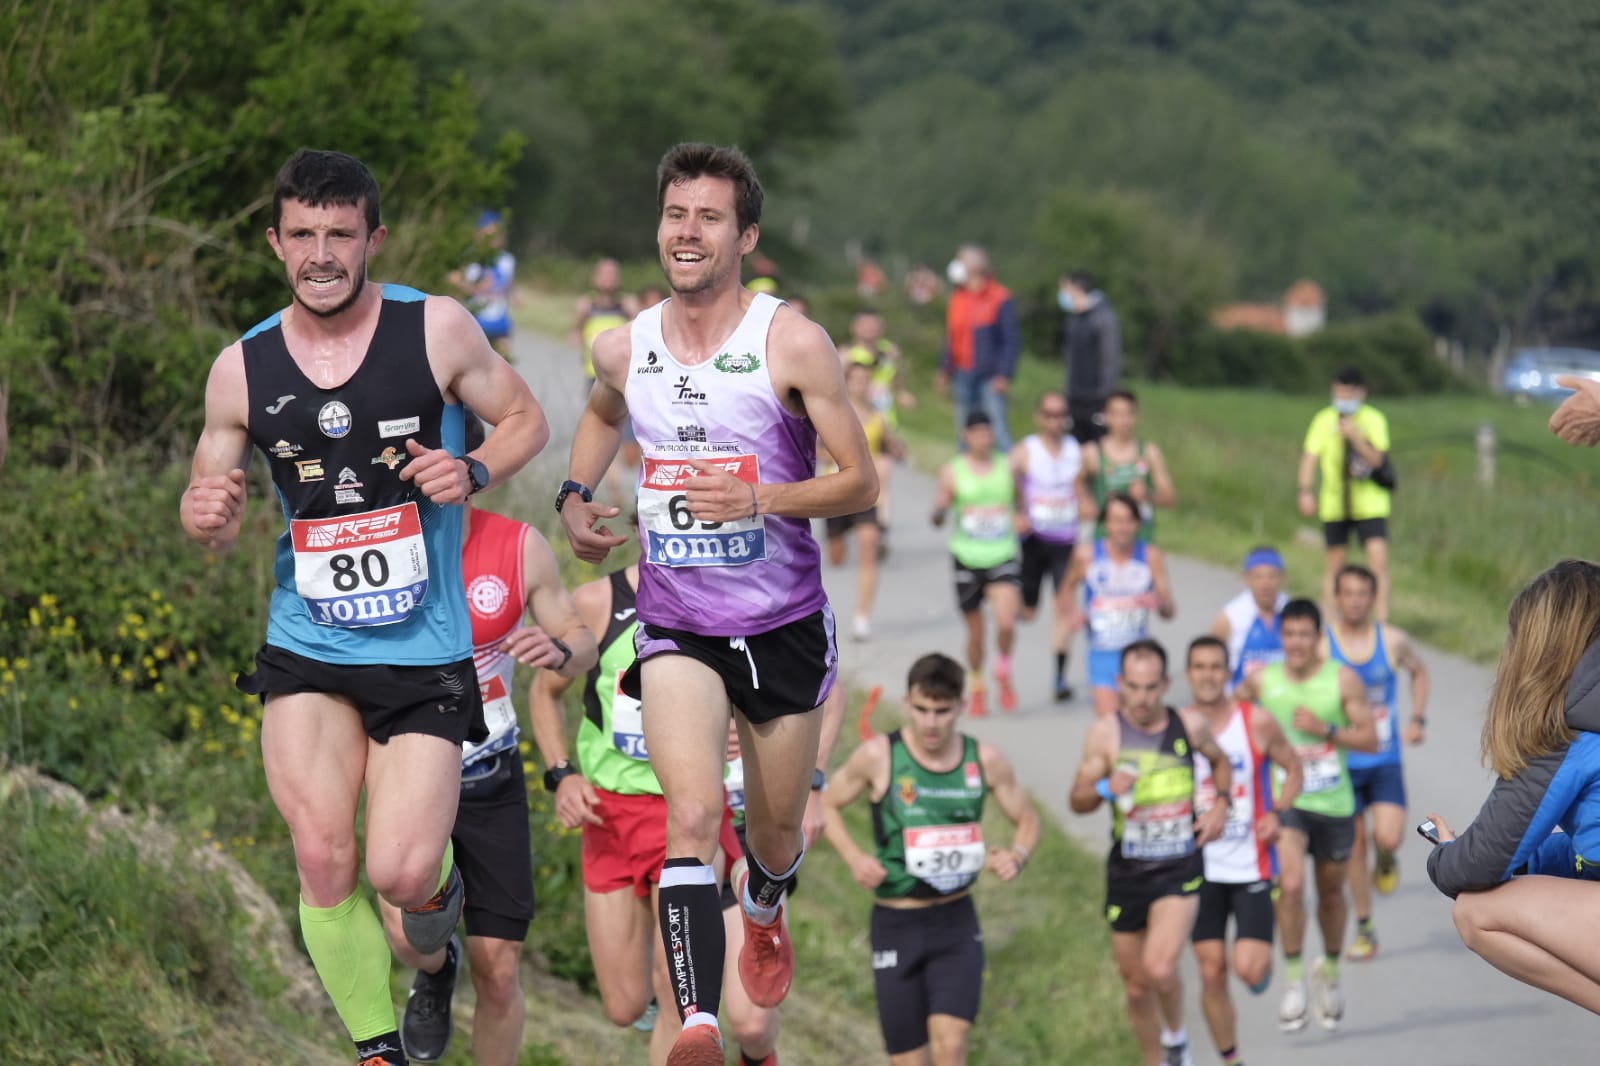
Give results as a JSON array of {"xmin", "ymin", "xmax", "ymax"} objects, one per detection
[
  {"xmin": 1020, "ymin": 534, "xmax": 1075, "ymax": 610},
  {"xmin": 1104, "ymin": 855, "xmax": 1204, "ymax": 934},
  {"xmin": 622, "ymin": 608, "xmax": 838, "ymax": 725},
  {"xmin": 1279, "ymin": 808, "xmax": 1356, "ymax": 863},
  {"xmin": 454, "ymin": 753, "xmax": 536, "ymax": 941},
  {"xmin": 1191, "ymin": 878, "xmax": 1276, "ymax": 944},
  {"xmin": 952, "ymin": 555, "xmax": 1022, "ymax": 615},
  {"xmin": 871, "ymin": 896, "xmax": 984, "ymax": 1055},
  {"xmin": 237, "ymin": 643, "xmax": 487, "ymax": 745}
]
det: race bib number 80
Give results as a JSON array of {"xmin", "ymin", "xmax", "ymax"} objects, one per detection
[
  {"xmin": 291, "ymin": 503, "xmax": 429, "ymax": 627},
  {"xmin": 638, "ymin": 455, "xmax": 766, "ymax": 568}
]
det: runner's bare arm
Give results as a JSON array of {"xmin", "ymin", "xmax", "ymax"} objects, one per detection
[
  {"xmin": 822, "ymin": 738, "xmax": 890, "ymax": 889},
  {"xmin": 1063, "ymin": 542, "xmax": 1091, "ymax": 631},
  {"xmin": 930, "ymin": 461, "xmax": 956, "ymax": 525},
  {"xmin": 1334, "ymin": 664, "xmax": 1380, "ymax": 753},
  {"xmin": 1209, "ymin": 611, "xmax": 1232, "ymax": 642},
  {"xmin": 1182, "ymin": 712, "xmax": 1232, "ymax": 845},
  {"xmin": 561, "ymin": 325, "xmax": 633, "ymax": 562},
  {"xmin": 802, "ymin": 685, "xmax": 850, "ymax": 849},
  {"xmin": 1254, "ymin": 708, "xmax": 1303, "ymax": 814},
  {"xmin": 180, "ymin": 345, "xmax": 253, "ymax": 552},
  {"xmin": 404, "ymin": 296, "xmax": 549, "ymax": 505},
  {"xmin": 747, "ymin": 308, "xmax": 877, "ymax": 520},
  {"xmin": 529, "ymin": 576, "xmax": 610, "ymax": 829},
  {"xmin": 504, "ymin": 529, "xmax": 598, "ymax": 680},
  {"xmin": 569, "ymin": 295, "xmax": 592, "ymax": 349},
  {"xmin": 1074, "ymin": 457, "xmax": 1096, "ymax": 524},
  {"xmin": 1147, "ymin": 545, "xmax": 1178, "ymax": 619},
  {"xmin": 1008, "ymin": 443, "xmax": 1032, "ymax": 535},
  {"xmin": 1068, "ymin": 718, "xmax": 1117, "ymax": 813},
  {"xmin": 1389, "ymin": 626, "xmax": 1432, "ymax": 743},
  {"xmin": 1233, "ymin": 671, "xmax": 1261, "ymax": 705},
  {"xmin": 980, "ymin": 743, "xmax": 1040, "ymax": 881},
  {"xmin": 1145, "ymin": 442, "xmax": 1178, "ymax": 510}
]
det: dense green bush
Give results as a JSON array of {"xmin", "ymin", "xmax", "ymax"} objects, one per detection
[{"xmin": 1166, "ymin": 313, "xmax": 1456, "ymax": 394}]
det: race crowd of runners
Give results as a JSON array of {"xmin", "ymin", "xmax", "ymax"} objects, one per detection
[{"xmin": 185, "ymin": 140, "xmax": 1600, "ymax": 1066}]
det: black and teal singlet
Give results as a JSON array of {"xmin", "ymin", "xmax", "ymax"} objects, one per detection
[
  {"xmin": 1106, "ymin": 708, "xmax": 1200, "ymax": 882},
  {"xmin": 872, "ymin": 731, "xmax": 988, "ymax": 900}
]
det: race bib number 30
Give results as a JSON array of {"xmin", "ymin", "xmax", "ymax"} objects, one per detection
[
  {"xmin": 903, "ymin": 822, "xmax": 985, "ymax": 894},
  {"xmin": 291, "ymin": 503, "xmax": 429, "ymax": 627},
  {"xmin": 638, "ymin": 455, "xmax": 766, "ymax": 568}
]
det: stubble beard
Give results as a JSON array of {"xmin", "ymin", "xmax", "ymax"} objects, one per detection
[{"xmin": 295, "ymin": 261, "xmax": 367, "ymax": 319}]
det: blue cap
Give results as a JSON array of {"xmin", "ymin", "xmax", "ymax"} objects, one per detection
[
  {"xmin": 478, "ymin": 209, "xmax": 502, "ymax": 228},
  {"xmin": 1244, "ymin": 547, "xmax": 1284, "ymax": 572}
]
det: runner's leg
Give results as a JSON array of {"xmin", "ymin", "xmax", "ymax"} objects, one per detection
[
  {"xmin": 262, "ymin": 692, "xmax": 394, "ymax": 1048},
  {"xmin": 736, "ymin": 704, "xmax": 824, "ymax": 898},
  {"xmin": 1275, "ymin": 829, "xmax": 1310, "ymax": 961},
  {"xmin": 1321, "ymin": 544, "xmax": 1348, "ymax": 617},
  {"xmin": 464, "ymin": 935, "xmax": 525, "ymax": 1066},
  {"xmin": 1111, "ymin": 930, "xmax": 1164, "ymax": 1065},
  {"xmin": 1144, "ymin": 894, "xmax": 1199, "ymax": 1050},
  {"xmin": 1363, "ymin": 535, "xmax": 1391, "ymax": 622},
  {"xmin": 1193, "ymin": 939, "xmax": 1235, "ymax": 1058},
  {"xmin": 722, "ymin": 894, "xmax": 780, "ymax": 1060},
  {"xmin": 1348, "ymin": 813, "xmax": 1374, "ymax": 940},
  {"xmin": 926, "ymin": 1014, "xmax": 973, "ymax": 1066},
  {"xmin": 855, "ymin": 519, "xmax": 883, "ymax": 633},
  {"xmin": 586, "ymin": 887, "xmax": 657, "ymax": 1028},
  {"xmin": 1313, "ymin": 857, "xmax": 1351, "ymax": 958},
  {"xmin": 364, "ymin": 732, "xmax": 464, "ymax": 908}
]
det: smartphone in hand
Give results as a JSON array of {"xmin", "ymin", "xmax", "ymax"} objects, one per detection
[{"xmin": 1417, "ymin": 818, "xmax": 1441, "ymax": 846}]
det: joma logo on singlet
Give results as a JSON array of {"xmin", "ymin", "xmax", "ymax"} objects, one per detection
[
  {"xmin": 647, "ymin": 529, "xmax": 765, "ymax": 566},
  {"xmin": 311, "ymin": 590, "xmax": 417, "ymax": 625}
]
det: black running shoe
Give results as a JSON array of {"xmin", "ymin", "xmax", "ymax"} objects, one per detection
[
  {"xmin": 402, "ymin": 936, "xmax": 460, "ymax": 1062},
  {"xmin": 1054, "ymin": 682, "xmax": 1075, "ymax": 703}
]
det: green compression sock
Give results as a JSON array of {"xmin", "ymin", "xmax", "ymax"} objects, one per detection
[
  {"xmin": 300, "ymin": 890, "xmax": 397, "ymax": 1041},
  {"xmin": 1284, "ymin": 953, "xmax": 1304, "ymax": 984},
  {"xmin": 434, "ymin": 839, "xmax": 454, "ymax": 895}
]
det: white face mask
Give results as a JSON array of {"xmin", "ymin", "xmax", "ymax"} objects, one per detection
[
  {"xmin": 946, "ymin": 258, "xmax": 968, "ymax": 286},
  {"xmin": 1333, "ymin": 397, "xmax": 1362, "ymax": 416}
]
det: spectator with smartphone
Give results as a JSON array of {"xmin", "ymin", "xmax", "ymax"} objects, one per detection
[{"xmin": 1425, "ymin": 559, "xmax": 1600, "ymax": 1014}]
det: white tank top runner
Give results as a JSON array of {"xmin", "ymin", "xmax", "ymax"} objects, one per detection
[
  {"xmin": 1021, "ymin": 434, "xmax": 1082, "ymax": 543},
  {"xmin": 1195, "ymin": 704, "xmax": 1274, "ymax": 884}
]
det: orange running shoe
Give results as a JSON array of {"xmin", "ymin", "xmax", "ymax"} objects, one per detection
[
  {"xmin": 997, "ymin": 671, "xmax": 1018, "ymax": 712},
  {"xmin": 968, "ymin": 686, "xmax": 988, "ymax": 718},
  {"xmin": 666, "ymin": 1022, "xmax": 724, "ymax": 1066},
  {"xmin": 736, "ymin": 872, "xmax": 794, "ymax": 1008}
]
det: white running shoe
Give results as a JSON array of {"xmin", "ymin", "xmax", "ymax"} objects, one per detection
[
  {"xmin": 1278, "ymin": 978, "xmax": 1309, "ymax": 1032},
  {"xmin": 1162, "ymin": 1041, "xmax": 1196, "ymax": 1066},
  {"xmin": 1313, "ymin": 960, "xmax": 1344, "ymax": 1031},
  {"xmin": 852, "ymin": 614, "xmax": 871, "ymax": 642}
]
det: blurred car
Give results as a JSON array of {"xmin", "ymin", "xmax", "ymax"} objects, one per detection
[{"xmin": 1503, "ymin": 347, "xmax": 1600, "ymax": 404}]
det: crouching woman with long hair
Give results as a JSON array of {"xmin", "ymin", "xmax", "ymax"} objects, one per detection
[{"xmin": 1426, "ymin": 559, "xmax": 1600, "ymax": 1013}]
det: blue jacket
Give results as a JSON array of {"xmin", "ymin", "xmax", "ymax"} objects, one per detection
[{"xmin": 1428, "ymin": 642, "xmax": 1600, "ymax": 897}]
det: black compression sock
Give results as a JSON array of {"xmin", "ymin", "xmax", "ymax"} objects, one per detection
[
  {"xmin": 354, "ymin": 1031, "xmax": 407, "ymax": 1065},
  {"xmin": 744, "ymin": 848, "xmax": 803, "ymax": 919},
  {"xmin": 742, "ymin": 1054, "xmax": 768, "ymax": 1066},
  {"xmin": 658, "ymin": 858, "xmax": 725, "ymax": 1024}
]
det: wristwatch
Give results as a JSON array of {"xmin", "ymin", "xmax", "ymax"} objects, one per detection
[
  {"xmin": 554, "ymin": 480, "xmax": 594, "ymax": 513},
  {"xmin": 543, "ymin": 759, "xmax": 577, "ymax": 792},
  {"xmin": 550, "ymin": 636, "xmax": 573, "ymax": 673},
  {"xmin": 810, "ymin": 768, "xmax": 827, "ymax": 792},
  {"xmin": 457, "ymin": 455, "xmax": 490, "ymax": 496},
  {"xmin": 1325, "ymin": 721, "xmax": 1339, "ymax": 741}
]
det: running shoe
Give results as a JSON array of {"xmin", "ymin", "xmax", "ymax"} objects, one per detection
[
  {"xmin": 736, "ymin": 872, "xmax": 794, "ymax": 1008},
  {"xmin": 996, "ymin": 671, "xmax": 1018, "ymax": 712},
  {"xmin": 359, "ymin": 1056, "xmax": 406, "ymax": 1066},
  {"xmin": 744, "ymin": 1054, "xmax": 777, "ymax": 1066},
  {"xmin": 1347, "ymin": 926, "xmax": 1378, "ymax": 962},
  {"xmin": 1278, "ymin": 979, "xmax": 1308, "ymax": 1032},
  {"xmin": 403, "ymin": 865, "xmax": 464, "ymax": 955},
  {"xmin": 666, "ymin": 1021, "xmax": 724, "ymax": 1066},
  {"xmin": 968, "ymin": 688, "xmax": 988, "ymax": 719},
  {"xmin": 401, "ymin": 936, "xmax": 459, "ymax": 1062},
  {"xmin": 1163, "ymin": 1040, "xmax": 1195, "ymax": 1066},
  {"xmin": 1053, "ymin": 681, "xmax": 1075, "ymax": 703},
  {"xmin": 852, "ymin": 614, "xmax": 871, "ymax": 642},
  {"xmin": 1313, "ymin": 959, "xmax": 1344, "ymax": 1030},
  {"xmin": 631, "ymin": 999, "xmax": 659, "ymax": 1033},
  {"xmin": 1375, "ymin": 849, "xmax": 1400, "ymax": 895}
]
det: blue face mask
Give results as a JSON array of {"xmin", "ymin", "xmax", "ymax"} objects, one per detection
[
  {"xmin": 1058, "ymin": 288, "xmax": 1075, "ymax": 313},
  {"xmin": 1333, "ymin": 397, "xmax": 1362, "ymax": 416}
]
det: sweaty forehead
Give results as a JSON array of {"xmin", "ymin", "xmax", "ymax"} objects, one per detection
[{"xmin": 278, "ymin": 198, "xmax": 367, "ymax": 229}]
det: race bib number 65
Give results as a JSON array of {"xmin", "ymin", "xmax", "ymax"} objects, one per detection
[
  {"xmin": 638, "ymin": 455, "xmax": 766, "ymax": 568},
  {"xmin": 290, "ymin": 503, "xmax": 429, "ymax": 627}
]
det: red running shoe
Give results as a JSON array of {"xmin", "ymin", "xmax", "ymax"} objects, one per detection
[
  {"xmin": 968, "ymin": 687, "xmax": 988, "ymax": 718},
  {"xmin": 666, "ymin": 1022, "xmax": 724, "ymax": 1066},
  {"xmin": 736, "ymin": 872, "xmax": 794, "ymax": 1008},
  {"xmin": 996, "ymin": 671, "xmax": 1018, "ymax": 712}
]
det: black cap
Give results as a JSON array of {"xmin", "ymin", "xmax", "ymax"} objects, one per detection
[{"xmin": 964, "ymin": 411, "xmax": 992, "ymax": 430}]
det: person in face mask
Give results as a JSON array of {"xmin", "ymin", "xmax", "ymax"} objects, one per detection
[
  {"xmin": 1060, "ymin": 270, "xmax": 1123, "ymax": 446},
  {"xmin": 937, "ymin": 244, "xmax": 1021, "ymax": 451},
  {"xmin": 1298, "ymin": 366, "xmax": 1394, "ymax": 621}
]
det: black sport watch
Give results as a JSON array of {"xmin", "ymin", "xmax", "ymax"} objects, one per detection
[
  {"xmin": 457, "ymin": 455, "xmax": 490, "ymax": 496},
  {"xmin": 554, "ymin": 479, "xmax": 594, "ymax": 513},
  {"xmin": 543, "ymin": 760, "xmax": 577, "ymax": 792}
]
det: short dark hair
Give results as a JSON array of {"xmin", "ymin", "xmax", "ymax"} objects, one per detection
[
  {"xmin": 1069, "ymin": 270, "xmax": 1097, "ymax": 290},
  {"xmin": 1334, "ymin": 364, "xmax": 1365, "ymax": 387},
  {"xmin": 657, "ymin": 142, "xmax": 764, "ymax": 234},
  {"xmin": 907, "ymin": 653, "xmax": 965, "ymax": 701},
  {"xmin": 1335, "ymin": 563, "xmax": 1378, "ymax": 595},
  {"xmin": 1104, "ymin": 388, "xmax": 1138, "ymax": 409},
  {"xmin": 1186, "ymin": 635, "xmax": 1229, "ymax": 667},
  {"xmin": 964, "ymin": 411, "xmax": 993, "ymax": 430},
  {"xmin": 1281, "ymin": 597, "xmax": 1323, "ymax": 631},
  {"xmin": 1121, "ymin": 638, "xmax": 1168, "ymax": 677},
  {"xmin": 1099, "ymin": 491, "xmax": 1141, "ymax": 526},
  {"xmin": 273, "ymin": 149, "xmax": 381, "ymax": 234}
]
